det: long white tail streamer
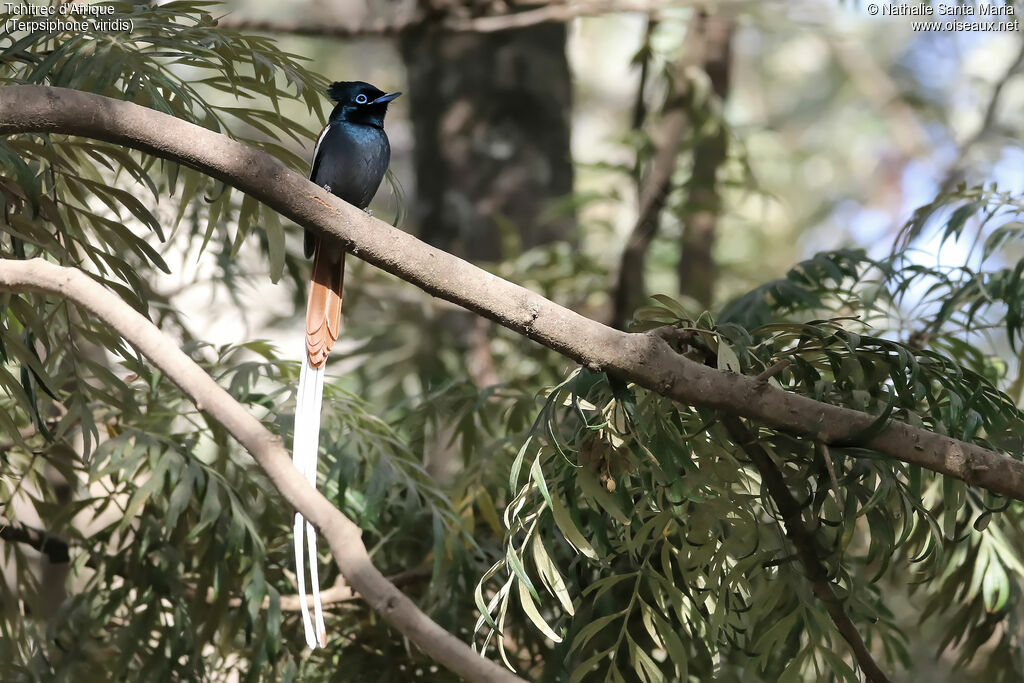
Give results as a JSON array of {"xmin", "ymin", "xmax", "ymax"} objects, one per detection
[{"xmin": 293, "ymin": 353, "xmax": 327, "ymax": 648}]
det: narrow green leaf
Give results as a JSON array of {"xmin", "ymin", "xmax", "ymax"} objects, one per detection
[
  {"xmin": 531, "ymin": 534, "xmax": 574, "ymax": 615},
  {"xmin": 516, "ymin": 577, "xmax": 562, "ymax": 642},
  {"xmin": 550, "ymin": 494, "xmax": 598, "ymax": 560}
]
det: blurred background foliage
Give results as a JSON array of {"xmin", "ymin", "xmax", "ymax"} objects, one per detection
[{"xmin": 2, "ymin": 0, "xmax": 1024, "ymax": 681}]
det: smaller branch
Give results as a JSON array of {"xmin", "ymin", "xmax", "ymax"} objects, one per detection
[
  {"xmin": 722, "ymin": 415, "xmax": 891, "ymax": 683},
  {"xmin": 230, "ymin": 566, "xmax": 433, "ymax": 612},
  {"xmin": 465, "ymin": 0, "xmax": 672, "ymax": 32},
  {"xmin": 937, "ymin": 40, "xmax": 1024, "ymax": 194},
  {"xmin": 1007, "ymin": 345, "xmax": 1024, "ymax": 407},
  {"xmin": 630, "ymin": 16, "xmax": 659, "ymax": 132},
  {"xmin": 217, "ymin": 0, "xmax": 677, "ymax": 38},
  {"xmin": 0, "ymin": 422, "xmax": 43, "ymax": 453},
  {"xmin": 0, "ymin": 517, "xmax": 70, "ymax": 564},
  {"xmin": 755, "ymin": 359, "xmax": 791, "ymax": 382},
  {"xmin": 226, "ymin": 575, "xmax": 355, "ymax": 611},
  {"xmin": 0, "ymin": 517, "xmax": 432, "ymax": 614},
  {"xmin": 650, "ymin": 325, "xmax": 700, "ymax": 349},
  {"xmin": 819, "ymin": 443, "xmax": 843, "ymax": 507}
]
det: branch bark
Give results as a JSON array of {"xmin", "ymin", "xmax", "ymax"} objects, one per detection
[
  {"xmin": 0, "ymin": 256, "xmax": 522, "ymax": 683},
  {"xmin": 1, "ymin": 88, "xmax": 1023, "ymax": 511}
]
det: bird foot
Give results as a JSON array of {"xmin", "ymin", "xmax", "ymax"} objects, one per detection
[
  {"xmin": 322, "ymin": 184, "xmax": 331, "ymax": 193},
  {"xmin": 363, "ymin": 208, "xmax": 374, "ymax": 217}
]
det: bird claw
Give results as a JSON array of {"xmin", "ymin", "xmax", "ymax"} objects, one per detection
[
  {"xmin": 363, "ymin": 208, "xmax": 374, "ymax": 217},
  {"xmin": 322, "ymin": 184, "xmax": 331, "ymax": 193}
]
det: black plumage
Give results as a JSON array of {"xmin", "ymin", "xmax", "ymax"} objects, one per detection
[{"xmin": 304, "ymin": 81, "xmax": 400, "ymax": 257}]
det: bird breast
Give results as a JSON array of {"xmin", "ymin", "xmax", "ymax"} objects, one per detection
[{"xmin": 314, "ymin": 123, "xmax": 392, "ymax": 210}]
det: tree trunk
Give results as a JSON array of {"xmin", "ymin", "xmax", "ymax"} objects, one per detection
[
  {"xmin": 399, "ymin": 23, "xmax": 574, "ymax": 261},
  {"xmin": 677, "ymin": 15, "xmax": 734, "ymax": 308}
]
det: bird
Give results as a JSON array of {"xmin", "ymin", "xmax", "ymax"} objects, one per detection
[{"xmin": 292, "ymin": 80, "xmax": 400, "ymax": 649}]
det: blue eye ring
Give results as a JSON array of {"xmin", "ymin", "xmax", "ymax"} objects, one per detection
[{"xmin": 355, "ymin": 93, "xmax": 368, "ymax": 104}]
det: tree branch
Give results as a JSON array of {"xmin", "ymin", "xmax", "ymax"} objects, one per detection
[
  {"xmin": 937, "ymin": 39, "xmax": 1024, "ymax": 194},
  {"xmin": 229, "ymin": 566, "xmax": 432, "ymax": 611},
  {"xmin": 216, "ymin": 0, "xmax": 679, "ymax": 38},
  {"xmin": 1, "ymin": 87, "xmax": 1023, "ymax": 505},
  {"xmin": 0, "ymin": 516, "xmax": 71, "ymax": 564},
  {"xmin": 0, "ymin": 257, "xmax": 522, "ymax": 683},
  {"xmin": 721, "ymin": 416, "xmax": 891, "ymax": 683},
  {"xmin": 0, "ymin": 516, "xmax": 434, "ymax": 613}
]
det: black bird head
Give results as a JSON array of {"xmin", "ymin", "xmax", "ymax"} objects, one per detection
[{"xmin": 327, "ymin": 81, "xmax": 401, "ymax": 129}]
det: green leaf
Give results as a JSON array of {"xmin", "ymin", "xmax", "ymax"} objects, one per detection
[
  {"xmin": 516, "ymin": 575, "xmax": 562, "ymax": 642},
  {"xmin": 531, "ymin": 534, "xmax": 574, "ymax": 615},
  {"xmin": 550, "ymin": 493, "xmax": 598, "ymax": 560},
  {"xmin": 570, "ymin": 611, "xmax": 624, "ymax": 654},
  {"xmin": 509, "ymin": 435, "xmax": 533, "ymax": 494},
  {"xmin": 506, "ymin": 545, "xmax": 539, "ymax": 602},
  {"xmin": 530, "ymin": 453, "xmax": 554, "ymax": 510},
  {"xmin": 717, "ymin": 338, "xmax": 742, "ymax": 373},
  {"xmin": 244, "ymin": 564, "xmax": 266, "ymax": 623}
]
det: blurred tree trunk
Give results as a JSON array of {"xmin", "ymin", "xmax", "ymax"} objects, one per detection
[
  {"xmin": 399, "ymin": 20, "xmax": 574, "ymax": 477},
  {"xmin": 677, "ymin": 14, "xmax": 734, "ymax": 308},
  {"xmin": 399, "ymin": 22, "xmax": 574, "ymax": 261},
  {"xmin": 610, "ymin": 11, "xmax": 734, "ymax": 329}
]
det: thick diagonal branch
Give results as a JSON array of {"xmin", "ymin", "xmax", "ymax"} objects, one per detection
[
  {"xmin": 1, "ymin": 86, "xmax": 1023, "ymax": 501},
  {"xmin": 0, "ymin": 258, "xmax": 522, "ymax": 683},
  {"xmin": 721, "ymin": 416, "xmax": 891, "ymax": 683}
]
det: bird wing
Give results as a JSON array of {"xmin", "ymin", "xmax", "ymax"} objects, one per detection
[
  {"xmin": 305, "ymin": 125, "xmax": 333, "ymax": 258},
  {"xmin": 309, "ymin": 123, "xmax": 331, "ymax": 182}
]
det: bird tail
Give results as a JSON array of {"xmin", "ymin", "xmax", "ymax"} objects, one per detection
[
  {"xmin": 305, "ymin": 245, "xmax": 346, "ymax": 367},
  {"xmin": 292, "ymin": 243, "xmax": 345, "ymax": 649}
]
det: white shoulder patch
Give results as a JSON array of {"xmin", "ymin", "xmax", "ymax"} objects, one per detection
[{"xmin": 310, "ymin": 124, "xmax": 331, "ymax": 180}]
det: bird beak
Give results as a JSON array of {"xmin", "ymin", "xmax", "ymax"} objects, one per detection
[{"xmin": 371, "ymin": 91, "xmax": 401, "ymax": 105}]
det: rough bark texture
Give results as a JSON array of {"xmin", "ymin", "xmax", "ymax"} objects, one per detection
[
  {"xmin": 399, "ymin": 23, "xmax": 574, "ymax": 260},
  {"xmin": 2, "ymin": 85, "xmax": 1023, "ymax": 525}
]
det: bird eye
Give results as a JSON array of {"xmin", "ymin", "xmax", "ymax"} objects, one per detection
[{"xmin": 355, "ymin": 94, "xmax": 368, "ymax": 104}]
